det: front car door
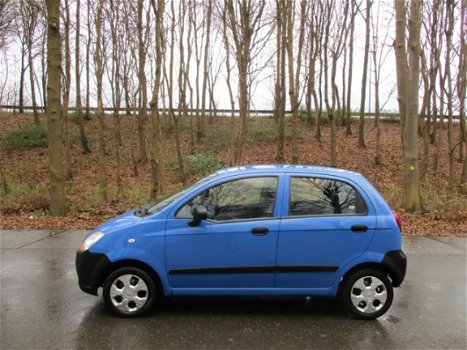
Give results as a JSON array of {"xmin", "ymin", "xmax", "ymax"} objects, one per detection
[
  {"xmin": 276, "ymin": 174, "xmax": 376, "ymax": 290},
  {"xmin": 165, "ymin": 176, "xmax": 282, "ymax": 292}
]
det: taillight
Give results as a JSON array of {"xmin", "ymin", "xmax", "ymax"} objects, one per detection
[{"xmin": 392, "ymin": 210, "xmax": 402, "ymax": 232}]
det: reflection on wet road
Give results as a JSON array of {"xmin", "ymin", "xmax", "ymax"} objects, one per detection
[{"xmin": 1, "ymin": 230, "xmax": 466, "ymax": 349}]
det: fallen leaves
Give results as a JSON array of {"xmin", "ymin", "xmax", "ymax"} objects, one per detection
[{"xmin": 0, "ymin": 112, "xmax": 465, "ymax": 236}]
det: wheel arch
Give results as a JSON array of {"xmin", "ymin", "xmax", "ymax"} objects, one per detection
[
  {"xmin": 338, "ymin": 249, "xmax": 406, "ymax": 293},
  {"xmin": 100, "ymin": 259, "xmax": 165, "ymax": 296},
  {"xmin": 338, "ymin": 262, "xmax": 389, "ymax": 295}
]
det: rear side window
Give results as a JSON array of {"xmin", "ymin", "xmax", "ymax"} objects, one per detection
[{"xmin": 289, "ymin": 177, "xmax": 367, "ymax": 216}]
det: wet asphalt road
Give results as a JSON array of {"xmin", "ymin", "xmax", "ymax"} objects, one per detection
[{"xmin": 1, "ymin": 230, "xmax": 466, "ymax": 349}]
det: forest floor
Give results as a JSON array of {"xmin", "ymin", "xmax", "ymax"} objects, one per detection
[{"xmin": 0, "ymin": 112, "xmax": 465, "ymax": 236}]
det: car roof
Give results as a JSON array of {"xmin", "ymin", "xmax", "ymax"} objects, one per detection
[{"xmin": 215, "ymin": 165, "xmax": 364, "ymax": 181}]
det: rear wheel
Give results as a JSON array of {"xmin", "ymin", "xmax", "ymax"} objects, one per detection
[
  {"xmin": 341, "ymin": 269, "xmax": 393, "ymax": 320},
  {"xmin": 103, "ymin": 267, "xmax": 156, "ymax": 317}
]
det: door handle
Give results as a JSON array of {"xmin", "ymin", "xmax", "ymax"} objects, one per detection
[
  {"xmin": 351, "ymin": 225, "xmax": 368, "ymax": 233},
  {"xmin": 251, "ymin": 227, "xmax": 269, "ymax": 236}
]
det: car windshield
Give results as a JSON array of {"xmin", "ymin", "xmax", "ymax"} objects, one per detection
[{"xmin": 136, "ymin": 172, "xmax": 219, "ymax": 216}]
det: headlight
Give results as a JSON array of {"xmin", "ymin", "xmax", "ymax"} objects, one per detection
[{"xmin": 79, "ymin": 231, "xmax": 104, "ymax": 253}]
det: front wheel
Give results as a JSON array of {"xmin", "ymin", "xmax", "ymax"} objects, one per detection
[
  {"xmin": 103, "ymin": 267, "xmax": 156, "ymax": 317},
  {"xmin": 341, "ymin": 269, "xmax": 394, "ymax": 320}
]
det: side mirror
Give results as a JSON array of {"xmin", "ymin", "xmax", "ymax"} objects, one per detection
[{"xmin": 189, "ymin": 205, "xmax": 208, "ymax": 227}]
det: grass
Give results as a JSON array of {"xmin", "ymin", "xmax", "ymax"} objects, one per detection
[
  {"xmin": 0, "ymin": 179, "xmax": 49, "ymax": 213},
  {"xmin": 205, "ymin": 124, "xmax": 232, "ymax": 151},
  {"xmin": 2, "ymin": 122, "xmax": 47, "ymax": 151},
  {"xmin": 0, "ymin": 112, "xmax": 463, "ymax": 235},
  {"xmin": 247, "ymin": 119, "xmax": 278, "ymax": 143},
  {"xmin": 184, "ymin": 151, "xmax": 224, "ymax": 178},
  {"xmin": 420, "ymin": 186, "xmax": 467, "ymax": 221}
]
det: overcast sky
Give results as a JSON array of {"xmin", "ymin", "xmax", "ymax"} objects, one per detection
[{"xmin": 0, "ymin": 1, "xmax": 461, "ymax": 114}]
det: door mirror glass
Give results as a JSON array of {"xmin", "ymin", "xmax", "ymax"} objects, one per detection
[{"xmin": 189, "ymin": 205, "xmax": 208, "ymax": 227}]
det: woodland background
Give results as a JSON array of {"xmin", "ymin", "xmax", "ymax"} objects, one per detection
[{"xmin": 0, "ymin": 0, "xmax": 465, "ymax": 235}]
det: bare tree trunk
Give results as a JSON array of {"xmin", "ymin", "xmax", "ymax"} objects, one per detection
[
  {"xmin": 324, "ymin": 1, "xmax": 349, "ymax": 167},
  {"xmin": 286, "ymin": 0, "xmax": 307, "ymax": 164},
  {"xmin": 220, "ymin": 5, "xmax": 237, "ymax": 166},
  {"xmin": 420, "ymin": 52, "xmax": 430, "ymax": 179},
  {"xmin": 373, "ymin": 40, "xmax": 381, "ymax": 165},
  {"xmin": 435, "ymin": 47, "xmax": 446, "ymax": 175},
  {"xmin": 109, "ymin": 0, "xmax": 122, "ymax": 194},
  {"xmin": 75, "ymin": 0, "xmax": 90, "ymax": 154},
  {"xmin": 201, "ymin": 0, "xmax": 213, "ymax": 142},
  {"xmin": 395, "ymin": 0, "xmax": 408, "ymax": 148},
  {"xmin": 207, "ymin": 53, "xmax": 221, "ymax": 124},
  {"xmin": 305, "ymin": 7, "xmax": 318, "ymax": 127},
  {"xmin": 40, "ymin": 26, "xmax": 47, "ymax": 113},
  {"xmin": 166, "ymin": 0, "xmax": 185, "ymax": 184},
  {"xmin": 315, "ymin": 6, "xmax": 325, "ymax": 142},
  {"xmin": 358, "ymin": 0, "xmax": 372, "ymax": 148},
  {"xmin": 192, "ymin": 2, "xmax": 203, "ymax": 143},
  {"xmin": 28, "ymin": 29, "xmax": 39, "ymax": 123},
  {"xmin": 225, "ymin": 0, "xmax": 266, "ymax": 165},
  {"xmin": 186, "ymin": 2, "xmax": 195, "ymax": 153},
  {"xmin": 421, "ymin": 1, "xmax": 439, "ymax": 178},
  {"xmin": 341, "ymin": 33, "xmax": 347, "ymax": 127},
  {"xmin": 123, "ymin": 62, "xmax": 131, "ymax": 116},
  {"xmin": 19, "ymin": 41, "xmax": 26, "ymax": 114},
  {"xmin": 346, "ymin": 0, "xmax": 357, "ymax": 135},
  {"xmin": 459, "ymin": 0, "xmax": 466, "ymax": 193},
  {"xmin": 286, "ymin": 0, "xmax": 295, "ymax": 162},
  {"xmin": 371, "ymin": 0, "xmax": 385, "ymax": 165},
  {"xmin": 149, "ymin": 0, "xmax": 165, "ymax": 200},
  {"xmin": 275, "ymin": 0, "xmax": 286, "ymax": 162},
  {"xmin": 323, "ymin": 2, "xmax": 332, "ymax": 159},
  {"xmin": 22, "ymin": 0, "xmax": 40, "ymax": 124},
  {"xmin": 62, "ymin": 0, "xmax": 72, "ymax": 180},
  {"xmin": 395, "ymin": 0, "xmax": 423, "ymax": 211},
  {"xmin": 95, "ymin": 0, "xmax": 107, "ymax": 201},
  {"xmin": 46, "ymin": 0, "xmax": 66, "ymax": 216},
  {"xmin": 85, "ymin": 0, "xmax": 91, "ymax": 120},
  {"xmin": 137, "ymin": 0, "xmax": 148, "ymax": 162},
  {"xmin": 444, "ymin": 1, "xmax": 455, "ymax": 192},
  {"xmin": 432, "ymin": 2, "xmax": 446, "ymax": 175}
]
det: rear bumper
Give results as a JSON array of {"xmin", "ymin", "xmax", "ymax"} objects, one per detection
[
  {"xmin": 75, "ymin": 251, "xmax": 111, "ymax": 295},
  {"xmin": 382, "ymin": 250, "xmax": 407, "ymax": 287}
]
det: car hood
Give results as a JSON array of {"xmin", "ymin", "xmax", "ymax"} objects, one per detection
[{"xmin": 93, "ymin": 210, "xmax": 142, "ymax": 234}]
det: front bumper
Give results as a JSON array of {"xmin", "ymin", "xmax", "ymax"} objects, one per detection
[
  {"xmin": 382, "ymin": 250, "xmax": 407, "ymax": 287},
  {"xmin": 75, "ymin": 251, "xmax": 111, "ymax": 295}
]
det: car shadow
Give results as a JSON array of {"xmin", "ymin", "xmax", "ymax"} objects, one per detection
[
  {"xmin": 155, "ymin": 295, "xmax": 346, "ymax": 317},
  {"xmin": 74, "ymin": 296, "xmax": 396, "ymax": 350}
]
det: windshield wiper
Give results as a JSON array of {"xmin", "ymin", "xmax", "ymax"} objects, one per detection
[{"xmin": 134, "ymin": 200, "xmax": 158, "ymax": 217}]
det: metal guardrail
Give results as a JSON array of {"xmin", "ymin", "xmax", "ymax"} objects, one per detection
[
  {"xmin": 0, "ymin": 105, "xmax": 285, "ymax": 117},
  {"xmin": 0, "ymin": 105, "xmax": 461, "ymax": 120}
]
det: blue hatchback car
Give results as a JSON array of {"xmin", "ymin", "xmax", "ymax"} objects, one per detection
[{"xmin": 76, "ymin": 165, "xmax": 406, "ymax": 319}]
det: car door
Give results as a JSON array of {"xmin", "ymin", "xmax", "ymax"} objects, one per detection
[
  {"xmin": 275, "ymin": 175, "xmax": 376, "ymax": 289},
  {"xmin": 165, "ymin": 176, "xmax": 282, "ymax": 291}
]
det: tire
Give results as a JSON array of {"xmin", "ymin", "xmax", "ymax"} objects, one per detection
[
  {"xmin": 103, "ymin": 267, "xmax": 156, "ymax": 317},
  {"xmin": 341, "ymin": 269, "xmax": 394, "ymax": 320}
]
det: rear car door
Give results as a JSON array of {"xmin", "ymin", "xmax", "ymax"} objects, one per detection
[{"xmin": 276, "ymin": 174, "xmax": 376, "ymax": 289}]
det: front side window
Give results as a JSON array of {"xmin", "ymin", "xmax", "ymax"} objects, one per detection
[
  {"xmin": 176, "ymin": 177, "xmax": 278, "ymax": 221},
  {"xmin": 289, "ymin": 177, "xmax": 367, "ymax": 216}
]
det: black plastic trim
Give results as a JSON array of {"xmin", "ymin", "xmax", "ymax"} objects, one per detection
[
  {"xmin": 382, "ymin": 250, "xmax": 407, "ymax": 287},
  {"xmin": 75, "ymin": 251, "xmax": 111, "ymax": 295},
  {"xmin": 169, "ymin": 265, "xmax": 338, "ymax": 275}
]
